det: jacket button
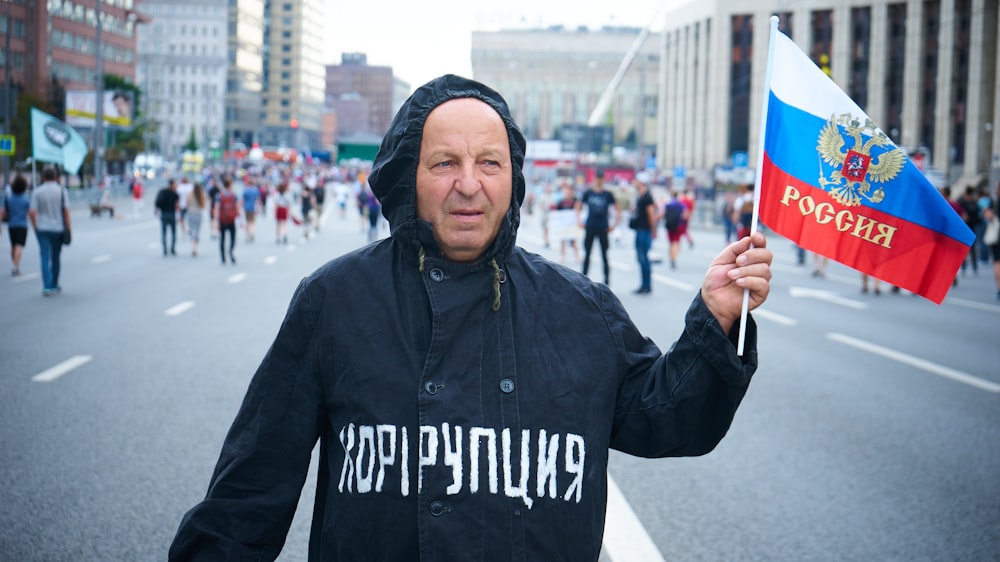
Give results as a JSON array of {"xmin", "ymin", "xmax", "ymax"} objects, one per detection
[
  {"xmin": 499, "ymin": 378, "xmax": 515, "ymax": 393},
  {"xmin": 429, "ymin": 500, "xmax": 448, "ymax": 516},
  {"xmin": 424, "ymin": 381, "xmax": 438, "ymax": 395},
  {"xmin": 429, "ymin": 268, "xmax": 444, "ymax": 282}
]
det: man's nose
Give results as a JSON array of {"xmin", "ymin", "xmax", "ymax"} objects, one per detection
[{"xmin": 452, "ymin": 164, "xmax": 482, "ymax": 196}]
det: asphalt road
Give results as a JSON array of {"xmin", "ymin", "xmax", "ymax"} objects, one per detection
[{"xmin": 1, "ymin": 191, "xmax": 997, "ymax": 561}]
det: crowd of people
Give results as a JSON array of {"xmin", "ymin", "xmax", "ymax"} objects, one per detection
[
  {"xmin": 526, "ymin": 170, "xmax": 1000, "ymax": 300},
  {"xmin": 0, "ymin": 161, "xmax": 383, "ymax": 295}
]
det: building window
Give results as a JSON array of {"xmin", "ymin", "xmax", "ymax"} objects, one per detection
[
  {"xmin": 810, "ymin": 9, "xmax": 833, "ymax": 75},
  {"xmin": 884, "ymin": 3, "xmax": 907, "ymax": 143},
  {"xmin": 920, "ymin": 0, "xmax": 940, "ymax": 156},
  {"xmin": 728, "ymin": 14, "xmax": 753, "ymax": 154},
  {"xmin": 849, "ymin": 7, "xmax": 871, "ymax": 109},
  {"xmin": 950, "ymin": 0, "xmax": 971, "ymax": 165}
]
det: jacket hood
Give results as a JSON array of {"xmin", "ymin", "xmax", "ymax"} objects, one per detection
[{"xmin": 368, "ymin": 74, "xmax": 527, "ymax": 262}]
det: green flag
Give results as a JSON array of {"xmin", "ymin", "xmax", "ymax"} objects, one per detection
[{"xmin": 31, "ymin": 107, "xmax": 89, "ymax": 175}]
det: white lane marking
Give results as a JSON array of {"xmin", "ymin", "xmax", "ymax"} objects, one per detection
[
  {"xmin": 828, "ymin": 332, "xmax": 1000, "ymax": 393},
  {"xmin": 603, "ymin": 474, "xmax": 665, "ymax": 562},
  {"xmin": 264, "ymin": 256, "xmax": 277, "ymax": 265},
  {"xmin": 165, "ymin": 301, "xmax": 195, "ymax": 316},
  {"xmin": 31, "ymin": 355, "xmax": 93, "ymax": 382},
  {"xmin": 944, "ymin": 297, "xmax": 1000, "ymax": 314},
  {"xmin": 228, "ymin": 273, "xmax": 247, "ymax": 284},
  {"xmin": 652, "ymin": 273, "xmax": 695, "ymax": 291},
  {"xmin": 789, "ymin": 286, "xmax": 868, "ymax": 309},
  {"xmin": 752, "ymin": 308, "xmax": 797, "ymax": 325},
  {"xmin": 13, "ymin": 272, "xmax": 40, "ymax": 283},
  {"xmin": 91, "ymin": 254, "xmax": 112, "ymax": 264}
]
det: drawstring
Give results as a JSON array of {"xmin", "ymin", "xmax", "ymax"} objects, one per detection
[
  {"xmin": 418, "ymin": 246, "xmax": 503, "ymax": 312},
  {"xmin": 489, "ymin": 259, "xmax": 503, "ymax": 312}
]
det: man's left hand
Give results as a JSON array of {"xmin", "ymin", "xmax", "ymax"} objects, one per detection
[{"xmin": 701, "ymin": 232, "xmax": 773, "ymax": 334}]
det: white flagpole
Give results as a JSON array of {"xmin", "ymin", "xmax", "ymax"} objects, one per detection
[{"xmin": 737, "ymin": 15, "xmax": 780, "ymax": 356}]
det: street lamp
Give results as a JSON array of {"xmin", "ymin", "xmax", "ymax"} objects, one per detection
[{"xmin": 94, "ymin": 0, "xmax": 104, "ymax": 188}]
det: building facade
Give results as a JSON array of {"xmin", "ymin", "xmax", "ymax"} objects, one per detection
[
  {"xmin": 225, "ymin": 0, "xmax": 265, "ymax": 148},
  {"xmin": 2, "ymin": 0, "xmax": 140, "ymax": 105},
  {"xmin": 135, "ymin": 0, "xmax": 228, "ymax": 159},
  {"xmin": 325, "ymin": 53, "xmax": 399, "ymax": 137},
  {"xmin": 471, "ymin": 26, "xmax": 661, "ymax": 157},
  {"xmin": 658, "ymin": 0, "xmax": 999, "ymax": 187},
  {"xmin": 259, "ymin": 0, "xmax": 326, "ymax": 151}
]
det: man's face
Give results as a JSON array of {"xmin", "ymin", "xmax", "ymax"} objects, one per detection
[{"xmin": 416, "ymin": 98, "xmax": 513, "ymax": 263}]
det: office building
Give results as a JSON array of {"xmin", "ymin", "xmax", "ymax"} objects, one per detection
[
  {"xmin": 657, "ymin": 0, "xmax": 999, "ymax": 186},
  {"xmin": 136, "ymin": 0, "xmax": 228, "ymax": 159},
  {"xmin": 259, "ymin": 0, "xmax": 326, "ymax": 151}
]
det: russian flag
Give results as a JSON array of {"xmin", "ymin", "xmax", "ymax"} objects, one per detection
[{"xmin": 758, "ymin": 27, "xmax": 974, "ymax": 304}]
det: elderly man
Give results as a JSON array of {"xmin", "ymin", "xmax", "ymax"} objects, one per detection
[{"xmin": 169, "ymin": 74, "xmax": 772, "ymax": 561}]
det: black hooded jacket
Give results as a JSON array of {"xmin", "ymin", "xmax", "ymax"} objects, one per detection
[{"xmin": 169, "ymin": 75, "xmax": 759, "ymax": 561}]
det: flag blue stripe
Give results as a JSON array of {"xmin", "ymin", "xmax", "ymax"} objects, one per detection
[{"xmin": 765, "ymin": 92, "xmax": 974, "ymax": 246}]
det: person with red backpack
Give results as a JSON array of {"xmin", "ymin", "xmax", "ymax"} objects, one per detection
[{"xmin": 213, "ymin": 176, "xmax": 241, "ymax": 264}]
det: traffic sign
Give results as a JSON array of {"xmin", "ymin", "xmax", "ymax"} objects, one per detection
[{"xmin": 0, "ymin": 135, "xmax": 14, "ymax": 156}]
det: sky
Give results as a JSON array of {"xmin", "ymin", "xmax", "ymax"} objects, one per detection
[{"xmin": 321, "ymin": 0, "xmax": 673, "ymax": 90}]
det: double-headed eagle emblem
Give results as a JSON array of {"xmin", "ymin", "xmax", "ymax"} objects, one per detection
[{"xmin": 817, "ymin": 114, "xmax": 905, "ymax": 206}]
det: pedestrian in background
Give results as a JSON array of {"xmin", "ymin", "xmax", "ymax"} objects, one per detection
[
  {"xmin": 2, "ymin": 174, "xmax": 31, "ymax": 276},
  {"xmin": 273, "ymin": 181, "xmax": 291, "ymax": 245},
  {"xmin": 664, "ymin": 190, "xmax": 686, "ymax": 269},
  {"xmin": 214, "ymin": 176, "xmax": 240, "ymax": 265},
  {"xmin": 186, "ymin": 182, "xmax": 207, "ymax": 257},
  {"xmin": 154, "ymin": 179, "xmax": 180, "ymax": 257},
  {"xmin": 176, "ymin": 176, "xmax": 194, "ymax": 239},
  {"xmin": 576, "ymin": 169, "xmax": 619, "ymax": 285},
  {"xmin": 130, "ymin": 177, "xmax": 144, "ymax": 218},
  {"xmin": 27, "ymin": 166, "xmax": 71, "ymax": 296},
  {"xmin": 554, "ymin": 179, "xmax": 580, "ymax": 263},
  {"xmin": 982, "ymin": 203, "xmax": 1000, "ymax": 299},
  {"xmin": 241, "ymin": 175, "xmax": 259, "ymax": 243},
  {"xmin": 630, "ymin": 171, "xmax": 657, "ymax": 293}
]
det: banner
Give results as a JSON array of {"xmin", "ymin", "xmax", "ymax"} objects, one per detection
[
  {"xmin": 66, "ymin": 90, "xmax": 133, "ymax": 128},
  {"xmin": 758, "ymin": 26, "xmax": 974, "ymax": 304},
  {"xmin": 31, "ymin": 107, "xmax": 89, "ymax": 175}
]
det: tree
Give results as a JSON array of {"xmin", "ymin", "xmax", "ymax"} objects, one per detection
[{"xmin": 184, "ymin": 127, "xmax": 198, "ymax": 152}]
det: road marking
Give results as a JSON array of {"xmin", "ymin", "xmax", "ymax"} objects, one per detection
[
  {"xmin": 650, "ymin": 273, "xmax": 695, "ymax": 291},
  {"xmin": 753, "ymin": 308, "xmax": 797, "ymax": 325},
  {"xmin": 828, "ymin": 332, "xmax": 1000, "ymax": 393},
  {"xmin": 789, "ymin": 286, "xmax": 868, "ymax": 309},
  {"xmin": 228, "ymin": 273, "xmax": 247, "ymax": 284},
  {"xmin": 944, "ymin": 296, "xmax": 1000, "ymax": 314},
  {"xmin": 603, "ymin": 474, "xmax": 665, "ymax": 562},
  {"xmin": 91, "ymin": 254, "xmax": 112, "ymax": 264},
  {"xmin": 165, "ymin": 301, "xmax": 195, "ymax": 316},
  {"xmin": 31, "ymin": 355, "xmax": 93, "ymax": 382},
  {"xmin": 264, "ymin": 256, "xmax": 277, "ymax": 265}
]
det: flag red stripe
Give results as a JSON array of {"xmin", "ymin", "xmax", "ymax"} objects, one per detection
[{"xmin": 760, "ymin": 154, "xmax": 967, "ymax": 303}]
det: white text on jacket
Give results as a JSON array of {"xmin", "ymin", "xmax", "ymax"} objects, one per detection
[{"xmin": 337, "ymin": 423, "xmax": 586, "ymax": 509}]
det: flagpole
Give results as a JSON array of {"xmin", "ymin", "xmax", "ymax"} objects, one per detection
[{"xmin": 737, "ymin": 15, "xmax": 780, "ymax": 356}]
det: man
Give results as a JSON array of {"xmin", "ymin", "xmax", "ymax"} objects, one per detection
[
  {"xmin": 28, "ymin": 166, "xmax": 71, "ymax": 296},
  {"xmin": 576, "ymin": 168, "xmax": 619, "ymax": 285},
  {"xmin": 631, "ymin": 171, "xmax": 658, "ymax": 293},
  {"xmin": 169, "ymin": 75, "xmax": 772, "ymax": 561},
  {"xmin": 154, "ymin": 179, "xmax": 180, "ymax": 256},
  {"xmin": 176, "ymin": 175, "xmax": 195, "ymax": 236},
  {"xmin": 214, "ymin": 176, "xmax": 241, "ymax": 264}
]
